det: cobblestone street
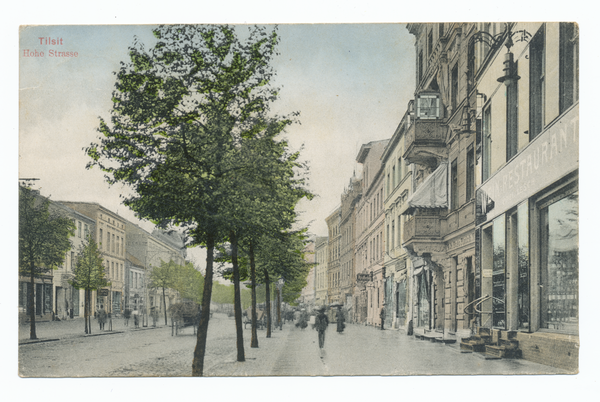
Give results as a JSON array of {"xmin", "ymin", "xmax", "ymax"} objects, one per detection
[{"xmin": 19, "ymin": 313, "xmax": 566, "ymax": 377}]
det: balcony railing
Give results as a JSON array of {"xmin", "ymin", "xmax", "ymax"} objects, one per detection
[
  {"xmin": 403, "ymin": 214, "xmax": 442, "ymax": 243},
  {"xmin": 403, "ymin": 119, "xmax": 446, "ymax": 166}
]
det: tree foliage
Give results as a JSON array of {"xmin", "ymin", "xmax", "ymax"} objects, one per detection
[
  {"xmin": 70, "ymin": 234, "xmax": 109, "ymax": 334},
  {"xmin": 87, "ymin": 24, "xmax": 310, "ymax": 376}
]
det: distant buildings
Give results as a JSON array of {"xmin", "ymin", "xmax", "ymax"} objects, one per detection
[{"xmin": 20, "ymin": 195, "xmax": 190, "ymax": 325}]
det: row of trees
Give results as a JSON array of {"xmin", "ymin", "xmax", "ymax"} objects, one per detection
[{"xmin": 87, "ymin": 24, "xmax": 314, "ymax": 376}]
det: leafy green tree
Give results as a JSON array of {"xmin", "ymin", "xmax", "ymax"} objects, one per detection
[
  {"xmin": 172, "ymin": 262, "xmax": 204, "ymax": 304},
  {"xmin": 70, "ymin": 235, "xmax": 109, "ymax": 334},
  {"xmin": 19, "ymin": 186, "xmax": 75, "ymax": 340},
  {"xmin": 87, "ymin": 24, "xmax": 306, "ymax": 376},
  {"xmin": 148, "ymin": 260, "xmax": 177, "ymax": 325}
]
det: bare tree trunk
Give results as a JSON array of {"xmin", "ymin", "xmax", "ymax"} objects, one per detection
[
  {"xmin": 249, "ymin": 241, "xmax": 258, "ymax": 348},
  {"xmin": 231, "ymin": 231, "xmax": 245, "ymax": 362},
  {"xmin": 29, "ymin": 267, "xmax": 37, "ymax": 340},
  {"xmin": 265, "ymin": 270, "xmax": 271, "ymax": 338},
  {"xmin": 162, "ymin": 287, "xmax": 168, "ymax": 326},
  {"xmin": 192, "ymin": 234, "xmax": 214, "ymax": 377},
  {"xmin": 277, "ymin": 286, "xmax": 282, "ymax": 330},
  {"xmin": 84, "ymin": 289, "xmax": 89, "ymax": 334}
]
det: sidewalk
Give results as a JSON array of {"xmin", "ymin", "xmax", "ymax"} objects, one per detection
[{"xmin": 19, "ymin": 316, "xmax": 167, "ymax": 344}]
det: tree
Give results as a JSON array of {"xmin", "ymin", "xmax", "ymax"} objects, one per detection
[
  {"xmin": 148, "ymin": 260, "xmax": 177, "ymax": 325},
  {"xmin": 70, "ymin": 234, "xmax": 109, "ymax": 334},
  {"xmin": 172, "ymin": 261, "xmax": 204, "ymax": 304},
  {"xmin": 87, "ymin": 24, "xmax": 304, "ymax": 376},
  {"xmin": 19, "ymin": 186, "xmax": 75, "ymax": 340}
]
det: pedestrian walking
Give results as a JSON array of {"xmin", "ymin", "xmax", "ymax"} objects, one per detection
[
  {"xmin": 314, "ymin": 306, "xmax": 329, "ymax": 349},
  {"xmin": 97, "ymin": 305, "xmax": 107, "ymax": 330},
  {"xmin": 133, "ymin": 309, "xmax": 140, "ymax": 328},
  {"xmin": 336, "ymin": 307, "xmax": 345, "ymax": 333}
]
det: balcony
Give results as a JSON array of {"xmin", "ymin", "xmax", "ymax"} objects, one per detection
[
  {"xmin": 403, "ymin": 92, "xmax": 447, "ymax": 167},
  {"xmin": 404, "ymin": 214, "xmax": 442, "ymax": 243}
]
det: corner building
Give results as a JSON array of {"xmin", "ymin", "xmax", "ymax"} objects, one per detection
[
  {"xmin": 403, "ymin": 22, "xmax": 578, "ymax": 371},
  {"xmin": 473, "ymin": 22, "xmax": 579, "ymax": 371}
]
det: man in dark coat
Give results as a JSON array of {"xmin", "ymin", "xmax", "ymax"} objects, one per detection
[{"xmin": 315, "ymin": 306, "xmax": 329, "ymax": 348}]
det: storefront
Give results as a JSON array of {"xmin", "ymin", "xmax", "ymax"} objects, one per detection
[{"xmin": 476, "ymin": 104, "xmax": 578, "ymax": 370}]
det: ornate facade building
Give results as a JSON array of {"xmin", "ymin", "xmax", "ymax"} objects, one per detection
[
  {"xmin": 354, "ymin": 140, "xmax": 388, "ymax": 326},
  {"xmin": 381, "ymin": 109, "xmax": 413, "ymax": 330}
]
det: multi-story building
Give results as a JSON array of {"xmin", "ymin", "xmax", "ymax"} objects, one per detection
[
  {"xmin": 381, "ymin": 109, "xmax": 413, "ymax": 330},
  {"xmin": 58, "ymin": 201, "xmax": 127, "ymax": 317},
  {"xmin": 401, "ymin": 23, "xmax": 478, "ymax": 338},
  {"xmin": 472, "ymin": 22, "xmax": 579, "ymax": 371},
  {"xmin": 354, "ymin": 140, "xmax": 388, "ymax": 326},
  {"xmin": 19, "ymin": 190, "xmax": 96, "ymax": 321},
  {"xmin": 300, "ymin": 238, "xmax": 316, "ymax": 308},
  {"xmin": 314, "ymin": 236, "xmax": 329, "ymax": 308},
  {"xmin": 125, "ymin": 223, "xmax": 187, "ymax": 321},
  {"xmin": 339, "ymin": 176, "xmax": 361, "ymax": 322},
  {"xmin": 400, "ymin": 22, "xmax": 578, "ymax": 371},
  {"xmin": 325, "ymin": 207, "xmax": 341, "ymax": 319}
]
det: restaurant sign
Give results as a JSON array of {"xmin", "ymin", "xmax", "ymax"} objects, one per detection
[{"xmin": 477, "ymin": 104, "xmax": 578, "ymax": 223}]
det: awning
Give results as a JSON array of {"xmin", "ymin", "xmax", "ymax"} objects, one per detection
[{"xmin": 406, "ymin": 162, "xmax": 448, "ymax": 210}]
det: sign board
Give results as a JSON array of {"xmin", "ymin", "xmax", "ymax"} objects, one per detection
[
  {"xmin": 357, "ymin": 273, "xmax": 371, "ymax": 282},
  {"xmin": 98, "ymin": 289, "xmax": 109, "ymax": 297}
]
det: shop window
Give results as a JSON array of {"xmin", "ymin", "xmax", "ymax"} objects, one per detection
[
  {"xmin": 492, "ymin": 215, "xmax": 506, "ymax": 328},
  {"xmin": 559, "ymin": 22, "xmax": 579, "ymax": 114},
  {"xmin": 540, "ymin": 190, "xmax": 578, "ymax": 334},
  {"xmin": 529, "ymin": 25, "xmax": 545, "ymax": 141},
  {"xmin": 517, "ymin": 202, "xmax": 530, "ymax": 330}
]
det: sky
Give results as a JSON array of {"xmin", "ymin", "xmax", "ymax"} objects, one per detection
[{"xmin": 18, "ymin": 23, "xmax": 415, "ymax": 264}]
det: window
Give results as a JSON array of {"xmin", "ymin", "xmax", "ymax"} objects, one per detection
[
  {"xmin": 466, "ymin": 146, "xmax": 475, "ymax": 201},
  {"xmin": 428, "ymin": 29, "xmax": 433, "ymax": 57},
  {"xmin": 438, "ymin": 23, "xmax": 444, "ymax": 39},
  {"xmin": 107, "ymin": 231, "xmax": 110, "ymax": 251},
  {"xmin": 416, "ymin": 92, "xmax": 441, "ymax": 119},
  {"xmin": 529, "ymin": 25, "xmax": 545, "ymax": 141},
  {"xmin": 540, "ymin": 190, "xmax": 578, "ymax": 334},
  {"xmin": 392, "ymin": 166, "xmax": 396, "ymax": 189},
  {"xmin": 398, "ymin": 156, "xmax": 403, "ymax": 182},
  {"xmin": 451, "ymin": 159, "xmax": 458, "ymax": 210},
  {"xmin": 418, "ymin": 50, "xmax": 423, "ymax": 83},
  {"xmin": 116, "ymin": 236, "xmax": 120, "ymax": 255},
  {"xmin": 78, "ymin": 221, "xmax": 82, "ymax": 238},
  {"xmin": 112, "ymin": 234, "xmax": 116, "ymax": 253},
  {"xmin": 559, "ymin": 22, "xmax": 579, "ymax": 113},
  {"xmin": 451, "ymin": 64, "xmax": 459, "ymax": 114},
  {"xmin": 84, "ymin": 224, "xmax": 89, "ymax": 239},
  {"xmin": 506, "ymin": 60, "xmax": 519, "ymax": 161},
  {"xmin": 391, "ymin": 220, "xmax": 395, "ymax": 250},
  {"xmin": 99, "ymin": 229, "xmax": 103, "ymax": 249},
  {"xmin": 71, "ymin": 251, "xmax": 74, "ymax": 269},
  {"xmin": 482, "ymin": 104, "xmax": 492, "ymax": 181}
]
